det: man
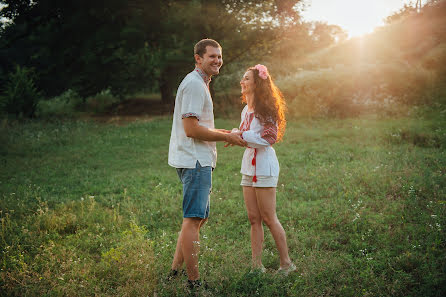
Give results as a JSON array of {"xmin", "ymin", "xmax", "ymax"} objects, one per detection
[{"xmin": 168, "ymin": 39, "xmax": 246, "ymax": 289}]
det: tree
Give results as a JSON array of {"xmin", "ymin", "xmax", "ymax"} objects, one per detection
[
  {"xmin": 1, "ymin": 0, "xmax": 162, "ymax": 98},
  {"xmin": 310, "ymin": 22, "xmax": 348, "ymax": 48},
  {"xmin": 144, "ymin": 0, "xmax": 305, "ymax": 103},
  {"xmin": 385, "ymin": 3, "xmax": 418, "ymax": 24},
  {"xmin": 0, "ymin": 65, "xmax": 42, "ymax": 117},
  {"xmin": 0, "ymin": 0, "xmax": 306, "ymax": 103}
]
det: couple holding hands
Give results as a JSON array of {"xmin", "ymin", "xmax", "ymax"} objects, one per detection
[{"xmin": 168, "ymin": 39, "xmax": 295, "ymax": 290}]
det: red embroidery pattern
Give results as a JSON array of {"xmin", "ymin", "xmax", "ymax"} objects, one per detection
[
  {"xmin": 239, "ymin": 112, "xmax": 254, "ymax": 132},
  {"xmin": 182, "ymin": 112, "xmax": 200, "ymax": 120},
  {"xmin": 195, "ymin": 68, "xmax": 211, "ymax": 86},
  {"xmin": 261, "ymin": 123, "xmax": 278, "ymax": 145},
  {"xmin": 240, "ymin": 111, "xmax": 257, "ymax": 182}
]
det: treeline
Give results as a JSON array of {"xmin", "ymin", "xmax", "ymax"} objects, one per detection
[
  {"xmin": 1, "ymin": 0, "xmax": 445, "ymax": 119},
  {"xmin": 0, "ymin": 0, "xmax": 348, "ymax": 117},
  {"xmin": 271, "ymin": 0, "xmax": 446, "ymax": 118}
]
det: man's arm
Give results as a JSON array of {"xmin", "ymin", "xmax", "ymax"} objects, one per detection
[{"xmin": 183, "ymin": 117, "xmax": 247, "ymax": 146}]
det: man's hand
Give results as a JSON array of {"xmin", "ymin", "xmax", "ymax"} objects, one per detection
[
  {"xmin": 183, "ymin": 117, "xmax": 246, "ymax": 145},
  {"xmin": 225, "ymin": 131, "xmax": 247, "ymax": 147}
]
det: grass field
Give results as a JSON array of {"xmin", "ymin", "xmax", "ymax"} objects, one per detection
[{"xmin": 1, "ymin": 107, "xmax": 445, "ymax": 296}]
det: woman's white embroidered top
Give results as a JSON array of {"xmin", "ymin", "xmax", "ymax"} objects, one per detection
[{"xmin": 239, "ymin": 105, "xmax": 280, "ymax": 179}]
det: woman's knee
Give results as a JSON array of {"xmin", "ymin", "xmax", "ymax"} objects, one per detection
[
  {"xmin": 247, "ymin": 214, "xmax": 262, "ymax": 226},
  {"xmin": 261, "ymin": 214, "xmax": 278, "ymax": 228}
]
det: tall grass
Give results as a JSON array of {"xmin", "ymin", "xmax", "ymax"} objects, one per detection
[{"xmin": 1, "ymin": 106, "xmax": 445, "ymax": 296}]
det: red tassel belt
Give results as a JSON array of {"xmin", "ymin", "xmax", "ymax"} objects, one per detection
[{"xmin": 251, "ymin": 148, "xmax": 257, "ymax": 182}]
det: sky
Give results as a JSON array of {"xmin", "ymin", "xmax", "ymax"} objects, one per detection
[{"xmin": 300, "ymin": 0, "xmax": 426, "ymax": 37}]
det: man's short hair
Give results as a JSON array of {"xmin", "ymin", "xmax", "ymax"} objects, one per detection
[{"xmin": 194, "ymin": 39, "xmax": 222, "ymax": 57}]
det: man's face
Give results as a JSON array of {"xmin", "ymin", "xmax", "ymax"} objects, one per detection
[{"xmin": 195, "ymin": 46, "xmax": 223, "ymax": 76}]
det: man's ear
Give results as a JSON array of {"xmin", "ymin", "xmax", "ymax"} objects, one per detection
[{"xmin": 194, "ymin": 54, "xmax": 201, "ymax": 65}]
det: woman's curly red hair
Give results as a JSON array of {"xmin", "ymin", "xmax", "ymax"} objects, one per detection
[{"xmin": 242, "ymin": 67, "xmax": 287, "ymax": 141}]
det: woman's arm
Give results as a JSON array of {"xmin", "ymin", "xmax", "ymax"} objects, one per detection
[
  {"xmin": 242, "ymin": 122, "xmax": 278, "ymax": 148},
  {"xmin": 242, "ymin": 130, "xmax": 270, "ymax": 148}
]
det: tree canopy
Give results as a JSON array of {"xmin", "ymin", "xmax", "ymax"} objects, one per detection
[{"xmin": 0, "ymin": 0, "xmax": 346, "ymax": 103}]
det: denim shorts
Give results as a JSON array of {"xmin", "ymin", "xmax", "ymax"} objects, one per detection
[{"xmin": 176, "ymin": 161, "xmax": 212, "ymax": 219}]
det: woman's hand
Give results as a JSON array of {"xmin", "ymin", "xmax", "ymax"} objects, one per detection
[{"xmin": 224, "ymin": 128, "xmax": 244, "ymax": 147}]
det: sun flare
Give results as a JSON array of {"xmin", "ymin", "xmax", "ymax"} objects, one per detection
[{"xmin": 301, "ymin": 0, "xmax": 422, "ymax": 37}]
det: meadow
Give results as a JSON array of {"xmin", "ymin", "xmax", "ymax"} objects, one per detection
[{"xmin": 1, "ymin": 104, "xmax": 445, "ymax": 296}]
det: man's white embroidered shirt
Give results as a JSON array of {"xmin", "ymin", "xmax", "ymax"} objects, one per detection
[{"xmin": 168, "ymin": 70, "xmax": 216, "ymax": 169}]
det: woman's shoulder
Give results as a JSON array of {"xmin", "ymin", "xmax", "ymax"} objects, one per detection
[{"xmin": 253, "ymin": 114, "xmax": 276, "ymax": 126}]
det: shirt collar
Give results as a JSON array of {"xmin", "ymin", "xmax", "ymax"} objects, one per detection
[{"xmin": 194, "ymin": 67, "xmax": 211, "ymax": 85}]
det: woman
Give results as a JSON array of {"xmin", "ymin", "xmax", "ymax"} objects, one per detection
[{"xmin": 234, "ymin": 64, "xmax": 296, "ymax": 274}]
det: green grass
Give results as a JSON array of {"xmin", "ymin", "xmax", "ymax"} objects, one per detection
[{"xmin": 0, "ymin": 108, "xmax": 445, "ymax": 296}]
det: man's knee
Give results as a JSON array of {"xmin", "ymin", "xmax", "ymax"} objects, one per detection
[{"xmin": 182, "ymin": 217, "xmax": 203, "ymax": 229}]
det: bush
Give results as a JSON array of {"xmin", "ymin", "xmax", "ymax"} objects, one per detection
[
  {"xmin": 37, "ymin": 88, "xmax": 122, "ymax": 117},
  {"xmin": 36, "ymin": 89, "xmax": 84, "ymax": 118},
  {"xmin": 421, "ymin": 42, "xmax": 446, "ymax": 84},
  {"xmin": 85, "ymin": 88, "xmax": 120, "ymax": 114},
  {"xmin": 0, "ymin": 65, "xmax": 42, "ymax": 118},
  {"xmin": 276, "ymin": 62, "xmax": 437, "ymax": 118}
]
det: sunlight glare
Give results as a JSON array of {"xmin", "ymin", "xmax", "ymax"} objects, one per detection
[{"xmin": 301, "ymin": 0, "xmax": 421, "ymax": 37}]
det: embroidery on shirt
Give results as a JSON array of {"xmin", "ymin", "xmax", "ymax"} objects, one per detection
[
  {"xmin": 195, "ymin": 68, "xmax": 211, "ymax": 86},
  {"xmin": 239, "ymin": 112, "xmax": 254, "ymax": 132},
  {"xmin": 261, "ymin": 123, "xmax": 278, "ymax": 145},
  {"xmin": 182, "ymin": 112, "xmax": 200, "ymax": 120}
]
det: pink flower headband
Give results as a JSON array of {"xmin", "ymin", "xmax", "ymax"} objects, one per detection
[{"xmin": 254, "ymin": 64, "xmax": 268, "ymax": 80}]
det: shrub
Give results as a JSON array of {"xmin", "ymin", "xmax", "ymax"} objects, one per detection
[
  {"xmin": 36, "ymin": 89, "xmax": 84, "ymax": 118},
  {"xmin": 277, "ymin": 67, "xmax": 363, "ymax": 118},
  {"xmin": 421, "ymin": 42, "xmax": 446, "ymax": 100},
  {"xmin": 0, "ymin": 65, "xmax": 42, "ymax": 118},
  {"xmin": 85, "ymin": 88, "xmax": 120, "ymax": 114},
  {"xmin": 214, "ymin": 91, "xmax": 245, "ymax": 118},
  {"xmin": 276, "ymin": 62, "xmax": 437, "ymax": 118}
]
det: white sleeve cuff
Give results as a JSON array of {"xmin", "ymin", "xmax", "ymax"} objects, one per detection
[{"xmin": 182, "ymin": 112, "xmax": 200, "ymax": 120}]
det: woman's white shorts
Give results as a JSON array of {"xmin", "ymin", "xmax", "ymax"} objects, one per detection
[{"xmin": 240, "ymin": 175, "xmax": 278, "ymax": 188}]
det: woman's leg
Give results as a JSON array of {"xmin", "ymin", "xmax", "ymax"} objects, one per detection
[
  {"xmin": 243, "ymin": 186, "xmax": 264, "ymax": 268},
  {"xmin": 255, "ymin": 187, "xmax": 292, "ymax": 268}
]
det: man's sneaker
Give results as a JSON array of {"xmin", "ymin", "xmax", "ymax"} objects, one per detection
[
  {"xmin": 166, "ymin": 269, "xmax": 186, "ymax": 281},
  {"xmin": 187, "ymin": 279, "xmax": 208, "ymax": 290},
  {"xmin": 277, "ymin": 262, "xmax": 296, "ymax": 276}
]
